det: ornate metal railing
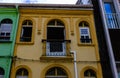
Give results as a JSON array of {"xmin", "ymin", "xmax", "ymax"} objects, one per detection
[
  {"xmin": 105, "ymin": 13, "xmax": 120, "ymax": 29},
  {"xmin": 42, "ymin": 39, "xmax": 71, "ymax": 56}
]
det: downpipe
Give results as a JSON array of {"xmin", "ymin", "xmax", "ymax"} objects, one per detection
[{"xmin": 70, "ymin": 51, "xmax": 78, "ymax": 78}]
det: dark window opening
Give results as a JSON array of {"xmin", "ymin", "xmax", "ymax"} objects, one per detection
[
  {"xmin": 1, "ymin": 19, "xmax": 12, "ymax": 24},
  {"xmin": 47, "ymin": 27, "xmax": 65, "ymax": 53},
  {"xmin": 47, "ymin": 19, "xmax": 64, "ymax": 26},
  {"xmin": 16, "ymin": 68, "xmax": 28, "ymax": 77},
  {"xmin": 20, "ymin": 20, "xmax": 33, "ymax": 42},
  {"xmin": 84, "ymin": 69, "xmax": 96, "ymax": 77},
  {"xmin": 22, "ymin": 20, "xmax": 32, "ymax": 25},
  {"xmin": 109, "ymin": 29, "xmax": 120, "ymax": 61},
  {"xmin": 20, "ymin": 27, "xmax": 32, "ymax": 42},
  {"xmin": 47, "ymin": 27, "xmax": 64, "ymax": 40},
  {"xmin": 80, "ymin": 36, "xmax": 92, "ymax": 43},
  {"xmin": 45, "ymin": 67, "xmax": 68, "ymax": 78},
  {"xmin": 0, "ymin": 67, "xmax": 4, "ymax": 75},
  {"xmin": 79, "ymin": 21, "xmax": 89, "ymax": 27}
]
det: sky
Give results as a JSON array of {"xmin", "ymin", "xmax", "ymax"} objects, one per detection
[{"xmin": 0, "ymin": 0, "xmax": 78, "ymax": 4}]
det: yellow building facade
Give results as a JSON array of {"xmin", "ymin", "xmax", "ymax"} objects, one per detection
[{"xmin": 11, "ymin": 4, "xmax": 103, "ymax": 78}]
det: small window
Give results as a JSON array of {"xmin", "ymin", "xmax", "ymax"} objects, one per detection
[
  {"xmin": 0, "ymin": 19, "xmax": 12, "ymax": 40},
  {"xmin": 20, "ymin": 20, "xmax": 32, "ymax": 42},
  {"xmin": 0, "ymin": 67, "xmax": 4, "ymax": 78},
  {"xmin": 79, "ymin": 21, "xmax": 92, "ymax": 43},
  {"xmin": 16, "ymin": 68, "xmax": 28, "ymax": 78},
  {"xmin": 84, "ymin": 69, "xmax": 96, "ymax": 78},
  {"xmin": 45, "ymin": 67, "xmax": 68, "ymax": 78}
]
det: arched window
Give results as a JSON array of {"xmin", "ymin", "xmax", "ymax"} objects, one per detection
[
  {"xmin": 20, "ymin": 20, "xmax": 33, "ymax": 42},
  {"xmin": 84, "ymin": 69, "xmax": 96, "ymax": 78},
  {"xmin": 46, "ymin": 19, "xmax": 66, "ymax": 56},
  {"xmin": 79, "ymin": 21, "xmax": 92, "ymax": 43},
  {"xmin": 45, "ymin": 67, "xmax": 68, "ymax": 78},
  {"xmin": 16, "ymin": 68, "xmax": 28, "ymax": 78},
  {"xmin": 0, "ymin": 67, "xmax": 4, "ymax": 78},
  {"xmin": 0, "ymin": 18, "xmax": 12, "ymax": 40}
]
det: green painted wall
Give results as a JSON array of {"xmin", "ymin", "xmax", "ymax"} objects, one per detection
[{"xmin": 0, "ymin": 6, "xmax": 19, "ymax": 78}]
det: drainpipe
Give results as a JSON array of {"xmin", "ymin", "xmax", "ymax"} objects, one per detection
[
  {"xmin": 70, "ymin": 51, "xmax": 78, "ymax": 78},
  {"xmin": 98, "ymin": 0, "xmax": 118, "ymax": 78}
]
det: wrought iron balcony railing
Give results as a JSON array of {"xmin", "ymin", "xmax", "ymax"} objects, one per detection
[
  {"xmin": 42, "ymin": 39, "xmax": 71, "ymax": 57},
  {"xmin": 46, "ymin": 41, "xmax": 66, "ymax": 56},
  {"xmin": 105, "ymin": 13, "xmax": 120, "ymax": 29}
]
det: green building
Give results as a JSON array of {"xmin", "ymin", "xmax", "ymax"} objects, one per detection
[{"xmin": 0, "ymin": 5, "xmax": 19, "ymax": 78}]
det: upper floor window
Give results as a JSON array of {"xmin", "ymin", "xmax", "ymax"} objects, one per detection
[
  {"xmin": 46, "ymin": 19, "xmax": 66, "ymax": 56},
  {"xmin": 0, "ymin": 67, "xmax": 4, "ymax": 78},
  {"xmin": 0, "ymin": 19, "xmax": 12, "ymax": 40},
  {"xmin": 104, "ymin": 2, "xmax": 115, "ymax": 13},
  {"xmin": 20, "ymin": 20, "xmax": 33, "ymax": 42},
  {"xmin": 104, "ymin": 2, "xmax": 120, "ymax": 29},
  {"xmin": 79, "ymin": 21, "xmax": 92, "ymax": 43},
  {"xmin": 16, "ymin": 68, "xmax": 28, "ymax": 78},
  {"xmin": 84, "ymin": 69, "xmax": 96, "ymax": 78},
  {"xmin": 45, "ymin": 67, "xmax": 68, "ymax": 78}
]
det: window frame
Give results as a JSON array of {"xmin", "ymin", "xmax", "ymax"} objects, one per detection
[
  {"xmin": 16, "ymin": 18, "xmax": 35, "ymax": 44},
  {"xmin": 79, "ymin": 21, "xmax": 92, "ymax": 44},
  {"xmin": 76, "ymin": 20, "xmax": 95, "ymax": 46},
  {"xmin": 45, "ymin": 67, "xmax": 68, "ymax": 78},
  {"xmin": 84, "ymin": 69, "xmax": 97, "ymax": 78},
  {"xmin": 46, "ymin": 19, "xmax": 66, "ymax": 57},
  {"xmin": 20, "ymin": 24, "xmax": 33, "ymax": 42},
  {"xmin": 16, "ymin": 68, "xmax": 29, "ymax": 78},
  {"xmin": 0, "ymin": 18, "xmax": 13, "ymax": 42},
  {"xmin": 79, "ymin": 27, "xmax": 92, "ymax": 43}
]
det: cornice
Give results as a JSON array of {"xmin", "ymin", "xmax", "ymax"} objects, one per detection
[{"xmin": 19, "ymin": 9, "xmax": 93, "ymax": 15}]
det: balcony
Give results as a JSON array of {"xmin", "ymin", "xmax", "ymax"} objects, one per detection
[
  {"xmin": 105, "ymin": 13, "xmax": 120, "ymax": 29},
  {"xmin": 41, "ymin": 39, "xmax": 72, "ymax": 61},
  {"xmin": 46, "ymin": 41, "xmax": 66, "ymax": 56}
]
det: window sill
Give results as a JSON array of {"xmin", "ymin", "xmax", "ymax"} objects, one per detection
[
  {"xmin": 16, "ymin": 42, "xmax": 34, "ymax": 45},
  {"xmin": 40, "ymin": 56, "xmax": 73, "ymax": 62},
  {"xmin": 78, "ymin": 43, "xmax": 95, "ymax": 46},
  {"xmin": 42, "ymin": 39, "xmax": 71, "ymax": 42},
  {"xmin": 0, "ymin": 40, "xmax": 12, "ymax": 43}
]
